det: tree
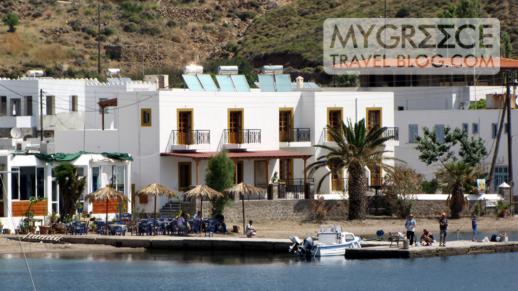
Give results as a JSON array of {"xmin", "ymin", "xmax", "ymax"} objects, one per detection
[
  {"xmin": 383, "ymin": 165, "xmax": 423, "ymax": 218},
  {"xmin": 502, "ymin": 32, "xmax": 513, "ymax": 58},
  {"xmin": 439, "ymin": 0, "xmax": 482, "ymax": 18},
  {"xmin": 205, "ymin": 152, "xmax": 235, "ymax": 214},
  {"xmin": 436, "ymin": 161, "xmax": 481, "ymax": 218},
  {"xmin": 395, "ymin": 7, "xmax": 410, "ymax": 18},
  {"xmin": 416, "ymin": 127, "xmax": 487, "ymax": 218},
  {"xmin": 307, "ymin": 119, "xmax": 395, "ymax": 220},
  {"xmin": 416, "ymin": 127, "xmax": 487, "ymax": 167},
  {"xmin": 3, "ymin": 12, "xmax": 19, "ymax": 33},
  {"xmin": 54, "ymin": 163, "xmax": 86, "ymax": 221}
]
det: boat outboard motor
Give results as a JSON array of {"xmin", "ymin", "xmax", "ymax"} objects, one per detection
[
  {"xmin": 289, "ymin": 236, "xmax": 303, "ymax": 254},
  {"xmin": 299, "ymin": 236, "xmax": 314, "ymax": 258}
]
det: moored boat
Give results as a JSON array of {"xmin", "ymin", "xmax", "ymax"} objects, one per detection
[{"xmin": 289, "ymin": 225, "xmax": 361, "ymax": 257}]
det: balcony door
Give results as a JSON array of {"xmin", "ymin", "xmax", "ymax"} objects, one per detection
[
  {"xmin": 366, "ymin": 108, "xmax": 382, "ymax": 130},
  {"xmin": 177, "ymin": 110, "xmax": 193, "ymax": 145},
  {"xmin": 234, "ymin": 161, "xmax": 244, "ymax": 184},
  {"xmin": 279, "ymin": 109, "xmax": 293, "ymax": 142},
  {"xmin": 254, "ymin": 160, "xmax": 268, "ymax": 188},
  {"xmin": 279, "ymin": 159, "xmax": 293, "ymax": 181},
  {"xmin": 228, "ymin": 109, "xmax": 243, "ymax": 144},
  {"xmin": 327, "ymin": 108, "xmax": 342, "ymax": 141},
  {"xmin": 178, "ymin": 162, "xmax": 192, "ymax": 191}
]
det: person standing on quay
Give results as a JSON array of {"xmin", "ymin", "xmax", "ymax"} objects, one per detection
[
  {"xmin": 471, "ymin": 214, "xmax": 478, "ymax": 242},
  {"xmin": 405, "ymin": 214, "xmax": 416, "ymax": 246},
  {"xmin": 439, "ymin": 213, "xmax": 448, "ymax": 246}
]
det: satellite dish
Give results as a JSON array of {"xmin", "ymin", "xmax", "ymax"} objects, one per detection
[{"xmin": 10, "ymin": 128, "xmax": 22, "ymax": 139}]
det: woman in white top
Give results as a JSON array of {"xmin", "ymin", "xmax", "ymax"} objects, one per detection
[{"xmin": 245, "ymin": 220, "xmax": 256, "ymax": 238}]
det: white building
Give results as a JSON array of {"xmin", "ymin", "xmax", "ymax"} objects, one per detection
[
  {"xmin": 396, "ymin": 109, "xmax": 518, "ymax": 193},
  {"xmin": 0, "ymin": 78, "xmax": 89, "ymax": 141},
  {"xmin": 329, "ymin": 85, "xmax": 506, "ymax": 110},
  {"xmin": 54, "ymin": 71, "xmax": 397, "ymax": 213},
  {"xmin": 0, "ymin": 151, "xmax": 132, "ymax": 232}
]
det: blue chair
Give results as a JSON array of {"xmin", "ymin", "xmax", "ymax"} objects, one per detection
[{"xmin": 95, "ymin": 221, "xmax": 106, "ymax": 235}]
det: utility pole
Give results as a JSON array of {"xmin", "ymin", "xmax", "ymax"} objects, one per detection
[
  {"xmin": 507, "ymin": 72, "xmax": 515, "ymax": 213},
  {"xmin": 488, "ymin": 74, "xmax": 509, "ymax": 190},
  {"xmin": 97, "ymin": 0, "xmax": 101, "ymax": 76},
  {"xmin": 39, "ymin": 89, "xmax": 44, "ymax": 141}
]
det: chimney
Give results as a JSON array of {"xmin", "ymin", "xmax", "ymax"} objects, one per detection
[{"xmin": 296, "ymin": 76, "xmax": 304, "ymax": 89}]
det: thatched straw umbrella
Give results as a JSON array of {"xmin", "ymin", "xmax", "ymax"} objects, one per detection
[
  {"xmin": 224, "ymin": 183, "xmax": 265, "ymax": 235},
  {"xmin": 137, "ymin": 183, "xmax": 177, "ymax": 224},
  {"xmin": 85, "ymin": 186, "xmax": 127, "ymax": 235},
  {"xmin": 184, "ymin": 185, "xmax": 223, "ymax": 219}
]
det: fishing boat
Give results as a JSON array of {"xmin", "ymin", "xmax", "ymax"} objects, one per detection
[{"xmin": 289, "ymin": 225, "xmax": 361, "ymax": 257}]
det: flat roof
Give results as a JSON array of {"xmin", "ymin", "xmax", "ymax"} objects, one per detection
[{"xmin": 160, "ymin": 150, "xmax": 312, "ymax": 160}]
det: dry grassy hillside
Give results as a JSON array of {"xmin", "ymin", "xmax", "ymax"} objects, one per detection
[{"xmin": 0, "ymin": 0, "xmax": 515, "ymax": 84}]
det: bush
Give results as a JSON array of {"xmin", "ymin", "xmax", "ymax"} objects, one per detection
[
  {"xmin": 395, "ymin": 7, "xmax": 410, "ymax": 18},
  {"xmin": 123, "ymin": 23, "xmax": 139, "ymax": 33},
  {"xmin": 311, "ymin": 197, "xmax": 337, "ymax": 222},
  {"xmin": 140, "ymin": 25, "xmax": 161, "ymax": 36},
  {"xmin": 102, "ymin": 27, "xmax": 115, "ymax": 36},
  {"xmin": 421, "ymin": 179, "xmax": 439, "ymax": 194},
  {"xmin": 3, "ymin": 11, "xmax": 19, "ymax": 32},
  {"xmin": 83, "ymin": 26, "xmax": 97, "ymax": 37},
  {"xmin": 206, "ymin": 152, "xmax": 235, "ymax": 214},
  {"xmin": 469, "ymin": 99, "xmax": 487, "ymax": 110}
]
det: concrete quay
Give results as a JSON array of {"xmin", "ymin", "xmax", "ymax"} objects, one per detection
[
  {"xmin": 345, "ymin": 240, "xmax": 518, "ymax": 259},
  {"xmin": 11, "ymin": 234, "xmax": 293, "ymax": 253}
]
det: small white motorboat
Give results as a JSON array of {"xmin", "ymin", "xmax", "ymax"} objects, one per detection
[{"xmin": 289, "ymin": 225, "xmax": 361, "ymax": 257}]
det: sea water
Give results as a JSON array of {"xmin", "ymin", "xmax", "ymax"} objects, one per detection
[{"xmin": 0, "ymin": 250, "xmax": 517, "ymax": 291}]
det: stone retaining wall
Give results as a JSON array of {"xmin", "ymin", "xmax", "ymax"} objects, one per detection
[{"xmin": 181, "ymin": 199, "xmax": 473, "ymax": 222}]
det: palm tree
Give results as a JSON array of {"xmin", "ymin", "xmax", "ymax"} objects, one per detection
[
  {"xmin": 436, "ymin": 161, "xmax": 481, "ymax": 219},
  {"xmin": 307, "ymin": 119, "xmax": 395, "ymax": 220}
]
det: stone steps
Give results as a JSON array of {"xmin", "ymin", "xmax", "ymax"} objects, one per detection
[{"xmin": 159, "ymin": 201, "xmax": 182, "ymax": 217}]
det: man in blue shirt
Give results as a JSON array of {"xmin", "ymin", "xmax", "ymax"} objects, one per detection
[{"xmin": 405, "ymin": 214, "xmax": 416, "ymax": 246}]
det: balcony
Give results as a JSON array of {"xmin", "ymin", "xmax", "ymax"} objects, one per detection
[
  {"xmin": 168, "ymin": 130, "xmax": 210, "ymax": 151},
  {"xmin": 279, "ymin": 128, "xmax": 311, "ymax": 147},
  {"xmin": 223, "ymin": 129, "xmax": 261, "ymax": 150},
  {"xmin": 383, "ymin": 127, "xmax": 399, "ymax": 141},
  {"xmin": 323, "ymin": 127, "xmax": 399, "ymax": 143}
]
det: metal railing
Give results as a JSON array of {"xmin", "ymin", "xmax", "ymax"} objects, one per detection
[
  {"xmin": 170, "ymin": 130, "xmax": 210, "ymax": 146},
  {"xmin": 324, "ymin": 127, "xmax": 399, "ymax": 142},
  {"xmin": 223, "ymin": 129, "xmax": 261, "ymax": 144},
  {"xmin": 277, "ymin": 178, "xmax": 314, "ymax": 199},
  {"xmin": 323, "ymin": 127, "xmax": 341, "ymax": 142},
  {"xmin": 383, "ymin": 127, "xmax": 399, "ymax": 141},
  {"xmin": 279, "ymin": 128, "xmax": 311, "ymax": 142}
]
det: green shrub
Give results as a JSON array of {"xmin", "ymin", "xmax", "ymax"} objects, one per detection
[
  {"xmin": 140, "ymin": 25, "xmax": 161, "ymax": 36},
  {"xmin": 123, "ymin": 23, "xmax": 138, "ymax": 33},
  {"xmin": 83, "ymin": 26, "xmax": 97, "ymax": 37},
  {"xmin": 206, "ymin": 152, "xmax": 235, "ymax": 215},
  {"xmin": 421, "ymin": 179, "xmax": 439, "ymax": 194},
  {"xmin": 469, "ymin": 99, "xmax": 487, "ymax": 110},
  {"xmin": 102, "ymin": 27, "xmax": 115, "ymax": 36},
  {"xmin": 3, "ymin": 11, "xmax": 19, "ymax": 32}
]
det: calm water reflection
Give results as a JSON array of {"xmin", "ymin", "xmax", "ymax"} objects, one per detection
[{"xmin": 1, "ymin": 250, "xmax": 517, "ymax": 291}]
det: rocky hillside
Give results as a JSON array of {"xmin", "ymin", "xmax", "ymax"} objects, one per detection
[{"xmin": 0, "ymin": 0, "xmax": 516, "ymax": 85}]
